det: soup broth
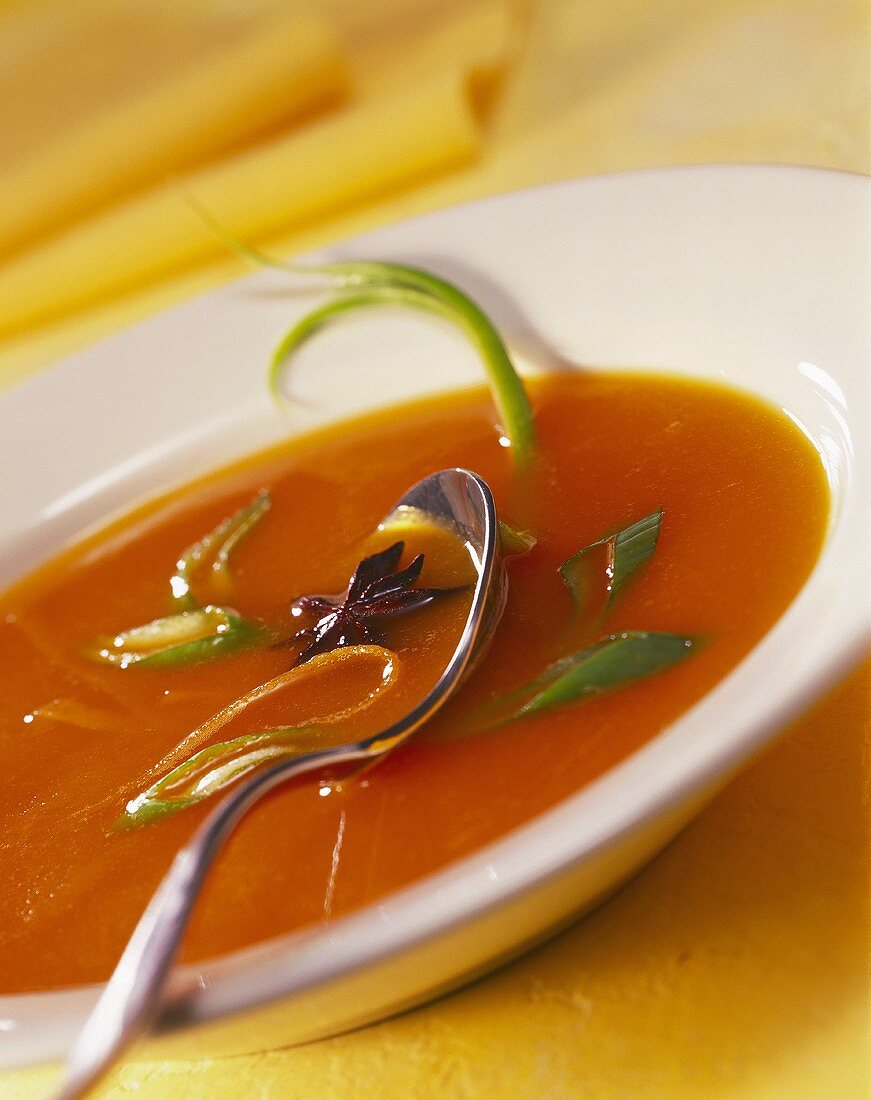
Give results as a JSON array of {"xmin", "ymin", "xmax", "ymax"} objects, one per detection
[{"xmin": 0, "ymin": 372, "xmax": 828, "ymax": 992}]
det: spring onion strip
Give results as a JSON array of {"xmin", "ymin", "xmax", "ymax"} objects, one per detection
[
  {"xmin": 122, "ymin": 727, "xmax": 326, "ymax": 826},
  {"xmin": 498, "ymin": 520, "xmax": 537, "ymax": 557},
  {"xmin": 518, "ymin": 631, "xmax": 695, "ymax": 717},
  {"xmin": 124, "ymin": 644, "xmax": 398, "ymax": 824},
  {"xmin": 178, "ymin": 188, "xmax": 536, "ymax": 465},
  {"xmin": 86, "ymin": 605, "xmax": 263, "ymax": 668},
  {"xmin": 268, "ymin": 286, "xmax": 454, "ymax": 400},
  {"xmin": 277, "ymin": 261, "xmax": 535, "ymax": 465},
  {"xmin": 171, "ymin": 490, "xmax": 270, "ymax": 608},
  {"xmin": 559, "ymin": 509, "xmax": 663, "ymax": 613}
]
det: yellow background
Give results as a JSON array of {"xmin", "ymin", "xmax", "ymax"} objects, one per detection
[{"xmin": 1, "ymin": 1, "xmax": 868, "ymax": 1095}]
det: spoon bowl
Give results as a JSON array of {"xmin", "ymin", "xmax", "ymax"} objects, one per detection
[{"xmin": 56, "ymin": 468, "xmax": 505, "ymax": 1100}]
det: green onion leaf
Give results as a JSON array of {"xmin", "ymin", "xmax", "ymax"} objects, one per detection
[
  {"xmin": 122, "ymin": 726, "xmax": 328, "ymax": 825},
  {"xmin": 559, "ymin": 509, "xmax": 663, "ymax": 611},
  {"xmin": 517, "ymin": 630, "xmax": 695, "ymax": 717},
  {"xmin": 268, "ymin": 285, "xmax": 451, "ymax": 402},
  {"xmin": 270, "ymin": 260, "xmax": 535, "ymax": 466},
  {"xmin": 86, "ymin": 605, "xmax": 264, "ymax": 669},
  {"xmin": 498, "ymin": 520, "xmax": 537, "ymax": 557},
  {"xmin": 171, "ymin": 490, "xmax": 270, "ymax": 609},
  {"xmin": 178, "ymin": 190, "xmax": 536, "ymax": 463}
]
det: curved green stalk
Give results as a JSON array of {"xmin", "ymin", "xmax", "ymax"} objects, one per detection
[
  {"xmin": 121, "ymin": 726, "xmax": 324, "ymax": 826},
  {"xmin": 268, "ymin": 286, "xmax": 454, "ymax": 402},
  {"xmin": 85, "ymin": 605, "xmax": 264, "ymax": 668},
  {"xmin": 272, "ymin": 260, "xmax": 535, "ymax": 465},
  {"xmin": 177, "ymin": 188, "xmax": 536, "ymax": 465},
  {"xmin": 172, "ymin": 490, "xmax": 271, "ymax": 609}
]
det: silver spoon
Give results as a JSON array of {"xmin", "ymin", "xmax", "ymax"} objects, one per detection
[{"xmin": 56, "ymin": 468, "xmax": 506, "ymax": 1100}]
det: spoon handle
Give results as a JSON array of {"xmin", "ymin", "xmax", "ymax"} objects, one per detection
[
  {"xmin": 55, "ymin": 742, "xmax": 368, "ymax": 1100},
  {"xmin": 54, "ymin": 469, "xmax": 500, "ymax": 1099}
]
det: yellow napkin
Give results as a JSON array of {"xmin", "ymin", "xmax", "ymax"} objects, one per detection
[
  {"xmin": 0, "ymin": 0, "xmax": 522, "ymax": 389},
  {"xmin": 0, "ymin": 68, "xmax": 481, "ymax": 339},
  {"xmin": 0, "ymin": 0, "xmax": 519, "ymax": 350},
  {"xmin": 0, "ymin": 9, "xmax": 349, "ymax": 257}
]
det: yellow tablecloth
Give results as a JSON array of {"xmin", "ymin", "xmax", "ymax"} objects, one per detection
[{"xmin": 2, "ymin": 1, "xmax": 868, "ymax": 1096}]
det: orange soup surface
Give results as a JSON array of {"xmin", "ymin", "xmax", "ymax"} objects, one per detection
[{"xmin": 0, "ymin": 373, "xmax": 828, "ymax": 992}]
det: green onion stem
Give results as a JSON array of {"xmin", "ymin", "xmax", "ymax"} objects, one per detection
[
  {"xmin": 306, "ymin": 261, "xmax": 537, "ymax": 465},
  {"xmin": 268, "ymin": 286, "xmax": 452, "ymax": 400},
  {"xmin": 274, "ymin": 262, "xmax": 536, "ymax": 466},
  {"xmin": 178, "ymin": 187, "xmax": 536, "ymax": 466}
]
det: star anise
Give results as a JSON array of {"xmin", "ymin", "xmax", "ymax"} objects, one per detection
[{"xmin": 289, "ymin": 540, "xmax": 465, "ymax": 667}]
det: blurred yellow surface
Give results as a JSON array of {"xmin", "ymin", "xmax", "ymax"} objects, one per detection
[
  {"xmin": 0, "ymin": 67, "xmax": 480, "ymax": 338},
  {"xmin": 0, "ymin": 9, "xmax": 348, "ymax": 255},
  {"xmin": 0, "ymin": 0, "xmax": 868, "ymax": 1096}
]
